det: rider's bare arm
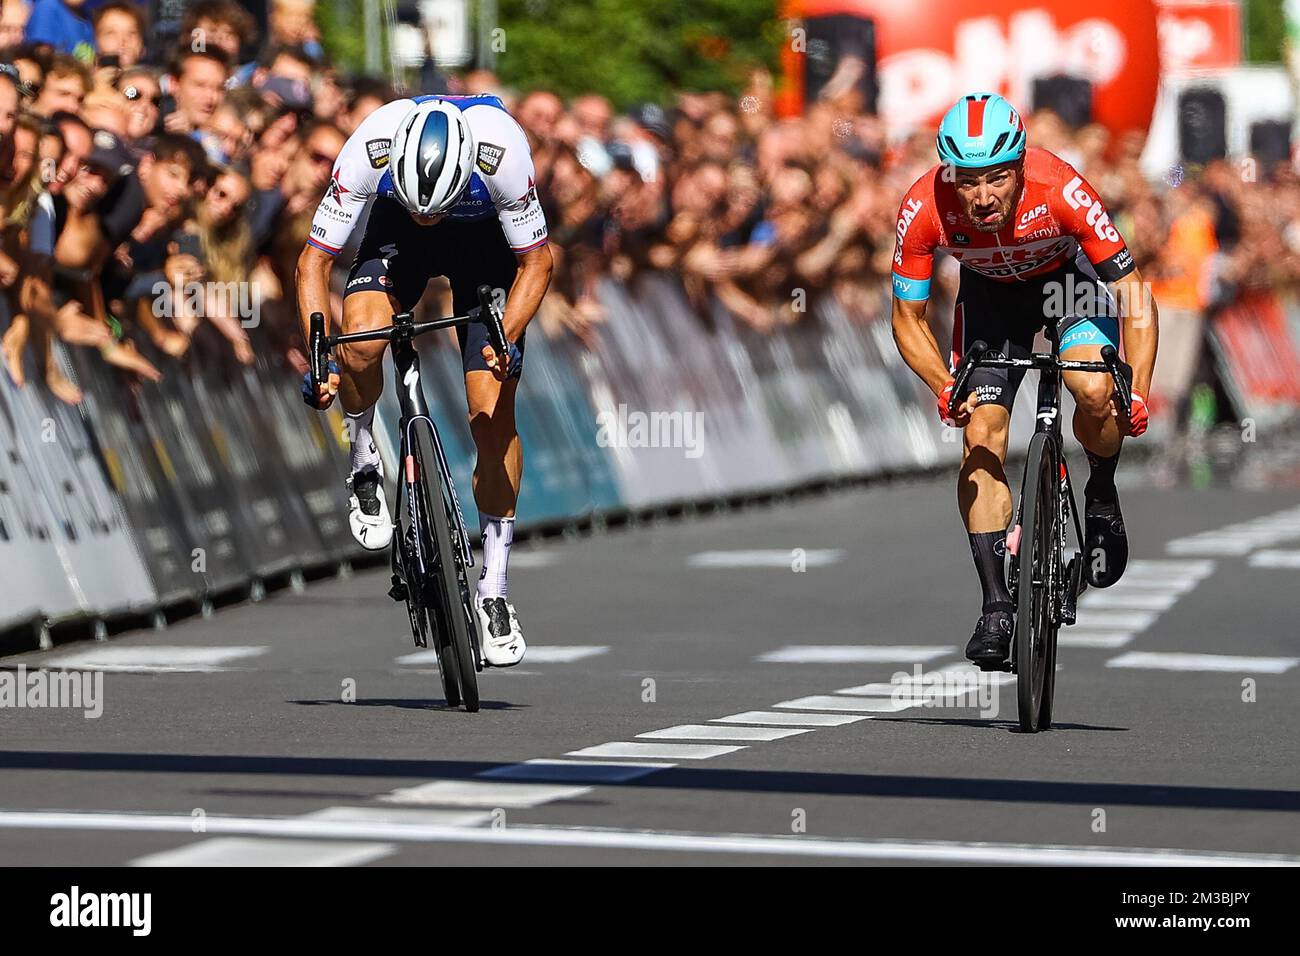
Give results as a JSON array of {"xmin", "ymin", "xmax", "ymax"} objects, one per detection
[
  {"xmin": 1109, "ymin": 265, "xmax": 1158, "ymax": 399},
  {"xmin": 890, "ymin": 295, "xmax": 950, "ymax": 397},
  {"xmin": 502, "ymin": 244, "xmax": 553, "ymax": 343},
  {"xmin": 295, "ymin": 243, "xmax": 335, "ymax": 347}
]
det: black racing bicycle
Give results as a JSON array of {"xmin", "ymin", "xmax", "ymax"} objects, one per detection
[
  {"xmin": 308, "ymin": 285, "xmax": 508, "ymax": 713},
  {"xmin": 948, "ymin": 325, "xmax": 1131, "ymax": 732}
]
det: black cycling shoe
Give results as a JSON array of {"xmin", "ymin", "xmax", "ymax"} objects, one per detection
[
  {"xmin": 351, "ymin": 468, "xmax": 382, "ymax": 516},
  {"xmin": 965, "ymin": 611, "xmax": 1013, "ymax": 671},
  {"xmin": 1084, "ymin": 496, "xmax": 1128, "ymax": 588}
]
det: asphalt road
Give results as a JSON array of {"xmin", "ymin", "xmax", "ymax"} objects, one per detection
[{"xmin": 2, "ymin": 467, "xmax": 1299, "ymax": 866}]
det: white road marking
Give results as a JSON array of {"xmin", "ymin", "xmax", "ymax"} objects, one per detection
[
  {"xmin": 1249, "ymin": 549, "xmax": 1300, "ymax": 568},
  {"xmin": 479, "ymin": 759, "xmax": 672, "ymax": 783},
  {"xmin": 7, "ymin": 812, "xmax": 1290, "ymax": 866},
  {"xmin": 637, "ymin": 724, "xmax": 809, "ymax": 742},
  {"xmin": 565, "ymin": 742, "xmax": 744, "ymax": 761},
  {"xmin": 758, "ymin": 645, "xmax": 953, "ymax": 664},
  {"xmin": 1129, "ymin": 559, "xmax": 1218, "ymax": 575},
  {"xmin": 1071, "ymin": 610, "xmax": 1159, "ymax": 631},
  {"xmin": 396, "ymin": 645, "xmax": 607, "ymax": 666},
  {"xmin": 37, "ymin": 645, "xmax": 267, "ymax": 673},
  {"xmin": 1078, "ymin": 590, "xmax": 1181, "ymax": 611},
  {"xmin": 688, "ymin": 549, "xmax": 844, "ymax": 568},
  {"xmin": 774, "ymin": 695, "xmax": 909, "ymax": 713},
  {"xmin": 1165, "ymin": 508, "xmax": 1300, "ymax": 556},
  {"xmin": 379, "ymin": 780, "xmax": 591, "ymax": 808},
  {"xmin": 131, "ymin": 838, "xmax": 393, "ymax": 867},
  {"xmin": 522, "ymin": 646, "xmax": 609, "ymax": 663},
  {"xmin": 304, "ymin": 807, "xmax": 493, "ymax": 827},
  {"xmin": 832, "ymin": 670, "xmax": 1016, "ymax": 696},
  {"xmin": 1107, "ymin": 652, "xmax": 1299, "ymax": 674},
  {"xmin": 1057, "ymin": 631, "xmax": 1135, "ymax": 649},
  {"xmin": 504, "ymin": 551, "xmax": 555, "ymax": 568},
  {"xmin": 711, "ymin": 711, "xmax": 869, "ymax": 727}
]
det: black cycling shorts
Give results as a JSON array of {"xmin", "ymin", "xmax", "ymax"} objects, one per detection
[
  {"xmin": 344, "ymin": 198, "xmax": 523, "ymax": 375},
  {"xmin": 951, "ymin": 260, "xmax": 1119, "ymax": 412}
]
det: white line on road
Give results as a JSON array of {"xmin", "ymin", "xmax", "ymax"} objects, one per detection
[
  {"xmin": 304, "ymin": 807, "xmax": 494, "ymax": 827},
  {"xmin": 774, "ymin": 695, "xmax": 910, "ymax": 713},
  {"xmin": 395, "ymin": 645, "xmax": 607, "ymax": 666},
  {"xmin": 478, "ymin": 760, "xmax": 673, "ymax": 783},
  {"xmin": 711, "ymin": 711, "xmax": 869, "ymax": 727},
  {"xmin": 1057, "ymin": 631, "xmax": 1136, "ymax": 649},
  {"xmin": 564, "ymin": 742, "xmax": 744, "ymax": 761},
  {"xmin": 688, "ymin": 549, "xmax": 844, "ymax": 568},
  {"xmin": 1078, "ymin": 590, "xmax": 1182, "ymax": 611},
  {"xmin": 379, "ymin": 780, "xmax": 592, "ymax": 809},
  {"xmin": 758, "ymin": 645, "xmax": 953, "ymax": 664},
  {"xmin": 1249, "ymin": 549, "xmax": 1300, "ymax": 568},
  {"xmin": 1071, "ymin": 611, "xmax": 1160, "ymax": 631},
  {"xmin": 637, "ymin": 724, "xmax": 809, "ymax": 742},
  {"xmin": 1106, "ymin": 652, "xmax": 1299, "ymax": 674},
  {"xmin": 36, "ymin": 646, "xmax": 268, "ymax": 673},
  {"xmin": 130, "ymin": 837, "xmax": 394, "ymax": 867},
  {"xmin": 7, "ymin": 812, "xmax": 1288, "ymax": 867}
]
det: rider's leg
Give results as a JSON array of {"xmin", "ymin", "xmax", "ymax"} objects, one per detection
[
  {"xmin": 1061, "ymin": 310, "xmax": 1129, "ymax": 587},
  {"xmin": 466, "ymin": 372, "xmax": 520, "ymax": 600},
  {"xmin": 960, "ymin": 402, "xmax": 1014, "ymax": 610},
  {"xmin": 338, "ymin": 290, "xmax": 400, "ymax": 478}
]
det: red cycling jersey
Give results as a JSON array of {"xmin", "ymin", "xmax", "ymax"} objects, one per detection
[{"xmin": 890, "ymin": 147, "xmax": 1136, "ymax": 301}]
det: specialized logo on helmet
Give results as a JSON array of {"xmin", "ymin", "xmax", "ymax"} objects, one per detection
[
  {"xmin": 1062, "ymin": 176, "xmax": 1120, "ymax": 243},
  {"xmin": 894, "ymin": 198, "xmax": 924, "ymax": 265}
]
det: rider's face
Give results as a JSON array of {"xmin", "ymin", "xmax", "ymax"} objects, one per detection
[
  {"xmin": 409, "ymin": 211, "xmax": 446, "ymax": 226},
  {"xmin": 953, "ymin": 162, "xmax": 1020, "ymax": 232}
]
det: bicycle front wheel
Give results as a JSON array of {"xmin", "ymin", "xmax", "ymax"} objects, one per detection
[
  {"xmin": 1015, "ymin": 432, "xmax": 1059, "ymax": 733},
  {"xmin": 413, "ymin": 426, "xmax": 480, "ymax": 713}
]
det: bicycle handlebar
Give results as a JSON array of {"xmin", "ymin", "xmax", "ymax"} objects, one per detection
[
  {"xmin": 947, "ymin": 338, "xmax": 1132, "ymax": 420},
  {"xmin": 308, "ymin": 285, "xmax": 510, "ymax": 397}
]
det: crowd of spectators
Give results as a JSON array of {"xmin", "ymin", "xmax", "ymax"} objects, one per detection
[{"xmin": 1, "ymin": 0, "xmax": 1297, "ymax": 408}]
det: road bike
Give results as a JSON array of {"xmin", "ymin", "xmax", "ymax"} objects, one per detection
[
  {"xmin": 949, "ymin": 326, "xmax": 1132, "ymax": 732},
  {"xmin": 308, "ymin": 285, "xmax": 508, "ymax": 712}
]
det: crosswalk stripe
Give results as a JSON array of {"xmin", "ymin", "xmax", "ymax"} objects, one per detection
[
  {"xmin": 1106, "ymin": 652, "xmax": 1300, "ymax": 673},
  {"xmin": 637, "ymin": 724, "xmax": 809, "ymax": 742},
  {"xmin": 303, "ymin": 807, "xmax": 493, "ymax": 827},
  {"xmin": 711, "ymin": 711, "xmax": 869, "ymax": 727},
  {"xmin": 564, "ymin": 742, "xmax": 744, "ymax": 761},
  {"xmin": 1249, "ymin": 549, "xmax": 1300, "ymax": 568},
  {"xmin": 131, "ymin": 838, "xmax": 394, "ymax": 867},
  {"xmin": 395, "ymin": 645, "xmax": 607, "ymax": 666},
  {"xmin": 478, "ymin": 759, "xmax": 672, "ymax": 783},
  {"xmin": 758, "ymin": 645, "xmax": 953, "ymax": 664},
  {"xmin": 379, "ymin": 780, "xmax": 592, "ymax": 808},
  {"xmin": 38, "ymin": 646, "xmax": 267, "ymax": 673},
  {"xmin": 1072, "ymin": 610, "xmax": 1159, "ymax": 631},
  {"xmin": 688, "ymin": 549, "xmax": 844, "ymax": 568},
  {"xmin": 774, "ymin": 695, "xmax": 909, "ymax": 713},
  {"xmin": 1078, "ymin": 590, "xmax": 1181, "ymax": 610},
  {"xmin": 1058, "ymin": 631, "xmax": 1135, "ymax": 648}
]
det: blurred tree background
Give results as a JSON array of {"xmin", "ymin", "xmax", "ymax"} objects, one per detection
[{"xmin": 492, "ymin": 0, "xmax": 782, "ymax": 106}]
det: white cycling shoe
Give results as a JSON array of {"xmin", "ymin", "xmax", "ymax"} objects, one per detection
[
  {"xmin": 475, "ymin": 595, "xmax": 526, "ymax": 667},
  {"xmin": 347, "ymin": 467, "xmax": 394, "ymax": 551}
]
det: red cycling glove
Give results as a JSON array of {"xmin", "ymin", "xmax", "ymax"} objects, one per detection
[
  {"xmin": 937, "ymin": 379, "xmax": 958, "ymax": 427},
  {"xmin": 1126, "ymin": 390, "xmax": 1149, "ymax": 437}
]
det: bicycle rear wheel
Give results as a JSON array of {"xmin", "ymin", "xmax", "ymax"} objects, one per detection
[
  {"xmin": 412, "ymin": 427, "xmax": 480, "ymax": 713},
  {"xmin": 1015, "ymin": 432, "xmax": 1059, "ymax": 733}
]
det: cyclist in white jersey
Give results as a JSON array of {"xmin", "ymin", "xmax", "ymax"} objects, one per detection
[{"xmin": 295, "ymin": 95, "xmax": 553, "ymax": 667}]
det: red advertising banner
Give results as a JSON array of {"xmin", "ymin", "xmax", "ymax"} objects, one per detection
[
  {"xmin": 784, "ymin": 0, "xmax": 1161, "ymax": 138},
  {"xmin": 1157, "ymin": 0, "xmax": 1242, "ymax": 72},
  {"xmin": 1213, "ymin": 290, "xmax": 1300, "ymax": 406}
]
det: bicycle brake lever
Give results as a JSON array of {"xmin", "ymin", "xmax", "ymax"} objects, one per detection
[
  {"xmin": 309, "ymin": 311, "xmax": 326, "ymax": 394},
  {"xmin": 1100, "ymin": 345, "xmax": 1132, "ymax": 418},
  {"xmin": 476, "ymin": 284, "xmax": 508, "ymax": 356},
  {"xmin": 949, "ymin": 339, "xmax": 988, "ymax": 419}
]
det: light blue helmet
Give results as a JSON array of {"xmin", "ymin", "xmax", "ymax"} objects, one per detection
[{"xmin": 936, "ymin": 93, "xmax": 1026, "ymax": 169}]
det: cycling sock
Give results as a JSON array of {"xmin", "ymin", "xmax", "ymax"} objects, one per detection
[
  {"xmin": 1084, "ymin": 447, "xmax": 1121, "ymax": 503},
  {"xmin": 969, "ymin": 530, "xmax": 1013, "ymax": 614},
  {"xmin": 347, "ymin": 405, "xmax": 381, "ymax": 476},
  {"xmin": 477, "ymin": 513, "xmax": 514, "ymax": 599}
]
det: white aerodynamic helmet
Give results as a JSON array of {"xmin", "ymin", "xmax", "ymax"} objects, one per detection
[{"xmin": 390, "ymin": 99, "xmax": 476, "ymax": 216}]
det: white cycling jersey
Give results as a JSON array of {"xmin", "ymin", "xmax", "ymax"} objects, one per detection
[{"xmin": 307, "ymin": 94, "xmax": 549, "ymax": 257}]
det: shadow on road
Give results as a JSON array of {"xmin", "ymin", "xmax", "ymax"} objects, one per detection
[{"xmin": 1, "ymin": 751, "xmax": 1296, "ymax": 812}]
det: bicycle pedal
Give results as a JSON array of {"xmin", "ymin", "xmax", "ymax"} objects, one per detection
[
  {"xmin": 388, "ymin": 575, "xmax": 408, "ymax": 603},
  {"xmin": 975, "ymin": 659, "xmax": 1013, "ymax": 673}
]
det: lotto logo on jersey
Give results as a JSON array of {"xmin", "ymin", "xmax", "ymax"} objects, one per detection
[
  {"xmin": 894, "ymin": 198, "xmax": 924, "ymax": 265},
  {"xmin": 1061, "ymin": 176, "xmax": 1120, "ymax": 244}
]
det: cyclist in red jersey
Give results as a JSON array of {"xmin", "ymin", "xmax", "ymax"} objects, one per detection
[{"xmin": 890, "ymin": 93, "xmax": 1158, "ymax": 666}]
